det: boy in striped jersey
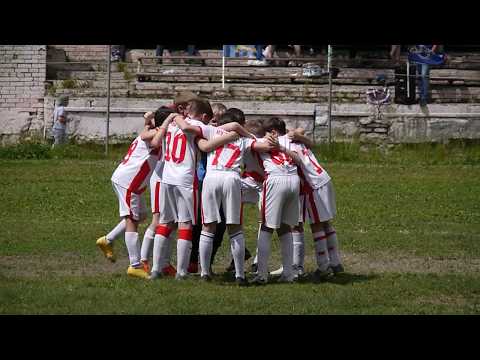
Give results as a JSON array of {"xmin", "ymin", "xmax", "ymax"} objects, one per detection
[
  {"xmin": 250, "ymin": 117, "xmax": 301, "ymax": 285},
  {"xmin": 194, "ymin": 112, "xmax": 273, "ymax": 285},
  {"xmin": 273, "ymin": 134, "xmax": 344, "ymax": 280},
  {"xmin": 96, "ymin": 110, "xmax": 173, "ymax": 278}
]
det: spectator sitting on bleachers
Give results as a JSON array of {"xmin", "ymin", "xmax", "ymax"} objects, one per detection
[
  {"xmin": 155, "ymin": 45, "xmax": 200, "ymax": 64},
  {"xmin": 111, "ymin": 45, "xmax": 125, "ymax": 62},
  {"xmin": 263, "ymin": 45, "xmax": 302, "ymax": 66}
]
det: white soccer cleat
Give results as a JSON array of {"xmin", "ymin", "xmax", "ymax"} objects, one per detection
[{"xmin": 269, "ymin": 266, "xmax": 284, "ymax": 276}]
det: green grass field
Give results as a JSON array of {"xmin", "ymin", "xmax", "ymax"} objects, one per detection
[{"xmin": 1, "ymin": 142, "xmax": 480, "ymax": 314}]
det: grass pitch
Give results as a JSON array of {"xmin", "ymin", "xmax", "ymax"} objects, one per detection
[{"xmin": 1, "ymin": 142, "xmax": 479, "ymax": 314}]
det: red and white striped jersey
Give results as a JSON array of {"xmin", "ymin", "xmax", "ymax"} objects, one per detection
[
  {"xmin": 254, "ymin": 135, "xmax": 298, "ymax": 176},
  {"xmin": 243, "ymin": 136, "xmax": 265, "ymax": 183},
  {"xmin": 111, "ymin": 135, "xmax": 160, "ymax": 193},
  {"xmin": 291, "ymin": 142, "xmax": 331, "ymax": 189},
  {"xmin": 160, "ymin": 118, "xmax": 207, "ymax": 188},
  {"xmin": 202, "ymin": 126, "xmax": 255, "ymax": 174}
]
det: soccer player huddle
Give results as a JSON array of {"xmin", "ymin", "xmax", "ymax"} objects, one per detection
[{"xmin": 96, "ymin": 91, "xmax": 344, "ymax": 286}]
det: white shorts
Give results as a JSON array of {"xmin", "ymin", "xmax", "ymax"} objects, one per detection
[
  {"xmin": 241, "ymin": 177, "xmax": 262, "ymax": 204},
  {"xmin": 261, "ymin": 175, "xmax": 300, "ymax": 229},
  {"xmin": 159, "ymin": 182, "xmax": 198, "ymax": 225},
  {"xmin": 112, "ymin": 181, "xmax": 147, "ymax": 221},
  {"xmin": 150, "ymin": 174, "xmax": 162, "ymax": 214},
  {"xmin": 202, "ymin": 171, "xmax": 243, "ymax": 225},
  {"xmin": 304, "ymin": 181, "xmax": 336, "ymax": 224}
]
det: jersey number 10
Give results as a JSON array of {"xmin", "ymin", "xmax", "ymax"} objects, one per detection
[{"xmin": 164, "ymin": 132, "xmax": 187, "ymax": 164}]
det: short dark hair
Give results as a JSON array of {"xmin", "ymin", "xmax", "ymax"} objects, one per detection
[
  {"xmin": 217, "ymin": 112, "xmax": 237, "ymax": 126},
  {"xmin": 154, "ymin": 106, "xmax": 174, "ymax": 128},
  {"xmin": 225, "ymin": 108, "xmax": 245, "ymax": 125},
  {"xmin": 262, "ymin": 117, "xmax": 286, "ymax": 135},
  {"xmin": 188, "ymin": 99, "xmax": 213, "ymax": 120},
  {"xmin": 245, "ymin": 119, "xmax": 265, "ymax": 137}
]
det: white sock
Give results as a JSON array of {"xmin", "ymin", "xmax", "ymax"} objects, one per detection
[
  {"xmin": 199, "ymin": 231, "xmax": 215, "ymax": 276},
  {"xmin": 152, "ymin": 226, "xmax": 171, "ymax": 273},
  {"xmin": 292, "ymin": 231, "xmax": 305, "ymax": 269},
  {"xmin": 177, "ymin": 239, "xmax": 192, "ymax": 276},
  {"xmin": 161, "ymin": 232, "xmax": 175, "ymax": 269},
  {"xmin": 140, "ymin": 227, "xmax": 155, "ymax": 261},
  {"xmin": 252, "ymin": 224, "xmax": 262, "ymax": 265},
  {"xmin": 279, "ymin": 232, "xmax": 294, "ymax": 279},
  {"xmin": 326, "ymin": 227, "xmax": 341, "ymax": 266},
  {"xmin": 313, "ymin": 231, "xmax": 329, "ymax": 271},
  {"xmin": 230, "ymin": 231, "xmax": 245, "ymax": 279},
  {"xmin": 257, "ymin": 230, "xmax": 273, "ymax": 279},
  {"xmin": 106, "ymin": 220, "xmax": 126, "ymax": 243},
  {"xmin": 124, "ymin": 232, "xmax": 140, "ymax": 267}
]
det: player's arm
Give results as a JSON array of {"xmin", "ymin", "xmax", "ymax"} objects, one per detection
[
  {"xmin": 250, "ymin": 138, "xmax": 275, "ymax": 153},
  {"xmin": 287, "ymin": 127, "xmax": 314, "ymax": 148},
  {"xmin": 219, "ymin": 122, "xmax": 255, "ymax": 139},
  {"xmin": 266, "ymin": 134, "xmax": 302, "ymax": 165},
  {"xmin": 140, "ymin": 111, "xmax": 157, "ymax": 141},
  {"xmin": 196, "ymin": 131, "xmax": 240, "ymax": 153},
  {"xmin": 278, "ymin": 144, "xmax": 302, "ymax": 165},
  {"xmin": 174, "ymin": 114, "xmax": 203, "ymax": 137}
]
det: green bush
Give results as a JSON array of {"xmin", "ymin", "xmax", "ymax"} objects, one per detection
[{"xmin": 0, "ymin": 142, "xmax": 52, "ymax": 160}]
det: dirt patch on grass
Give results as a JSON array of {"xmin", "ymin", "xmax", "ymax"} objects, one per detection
[
  {"xmin": 341, "ymin": 251, "xmax": 480, "ymax": 275},
  {"xmin": 0, "ymin": 250, "xmax": 479, "ymax": 279},
  {"xmin": 0, "ymin": 252, "xmax": 130, "ymax": 279}
]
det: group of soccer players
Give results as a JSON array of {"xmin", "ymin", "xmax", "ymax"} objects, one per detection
[{"xmin": 96, "ymin": 91, "xmax": 344, "ymax": 285}]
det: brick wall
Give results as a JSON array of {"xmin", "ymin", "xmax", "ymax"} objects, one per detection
[
  {"xmin": 52, "ymin": 45, "xmax": 108, "ymax": 61},
  {"xmin": 0, "ymin": 45, "xmax": 46, "ymax": 113},
  {"xmin": 0, "ymin": 45, "xmax": 47, "ymax": 143}
]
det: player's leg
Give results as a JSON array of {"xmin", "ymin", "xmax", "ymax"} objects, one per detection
[
  {"xmin": 251, "ymin": 224, "xmax": 273, "ymax": 285},
  {"xmin": 140, "ymin": 213, "xmax": 158, "ymax": 272},
  {"xmin": 151, "ymin": 183, "xmax": 177, "ymax": 279},
  {"xmin": 212, "ymin": 205, "xmax": 226, "ymax": 270},
  {"xmin": 124, "ymin": 193, "xmax": 149, "ymax": 279},
  {"xmin": 324, "ymin": 220, "xmax": 344, "ymax": 274},
  {"xmin": 276, "ymin": 224, "xmax": 294, "ymax": 283},
  {"xmin": 292, "ymin": 223, "xmax": 305, "ymax": 276},
  {"xmin": 188, "ymin": 180, "xmax": 204, "ymax": 274},
  {"xmin": 142, "ymin": 179, "xmax": 162, "ymax": 272},
  {"xmin": 306, "ymin": 186, "xmax": 333, "ymax": 279},
  {"xmin": 227, "ymin": 223, "xmax": 247, "ymax": 285},
  {"xmin": 198, "ymin": 177, "xmax": 222, "ymax": 278},
  {"xmin": 96, "ymin": 182, "xmax": 128, "ymax": 262},
  {"xmin": 316, "ymin": 181, "xmax": 342, "ymax": 275},
  {"xmin": 275, "ymin": 176, "xmax": 300, "ymax": 283},
  {"xmin": 199, "ymin": 222, "xmax": 216, "ymax": 279}
]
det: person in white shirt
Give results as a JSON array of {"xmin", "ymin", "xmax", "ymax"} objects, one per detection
[
  {"xmin": 96, "ymin": 110, "xmax": 173, "ymax": 279},
  {"xmin": 273, "ymin": 133, "xmax": 344, "ymax": 281},
  {"xmin": 194, "ymin": 112, "xmax": 273, "ymax": 285},
  {"xmin": 250, "ymin": 117, "xmax": 301, "ymax": 285},
  {"xmin": 52, "ymin": 95, "xmax": 69, "ymax": 147}
]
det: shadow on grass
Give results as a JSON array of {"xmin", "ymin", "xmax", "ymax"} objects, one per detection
[{"xmin": 212, "ymin": 271, "xmax": 379, "ymax": 287}]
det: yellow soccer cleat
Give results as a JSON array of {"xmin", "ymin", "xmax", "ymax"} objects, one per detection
[
  {"xmin": 96, "ymin": 236, "xmax": 116, "ymax": 263},
  {"xmin": 127, "ymin": 266, "xmax": 149, "ymax": 279}
]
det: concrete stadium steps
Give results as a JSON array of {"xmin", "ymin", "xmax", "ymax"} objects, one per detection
[
  {"xmin": 136, "ymin": 66, "xmax": 480, "ymax": 86},
  {"xmin": 50, "ymin": 81, "xmax": 480, "ymax": 104}
]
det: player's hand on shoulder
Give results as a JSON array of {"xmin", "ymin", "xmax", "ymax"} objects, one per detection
[{"xmin": 266, "ymin": 134, "xmax": 279, "ymax": 149}]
